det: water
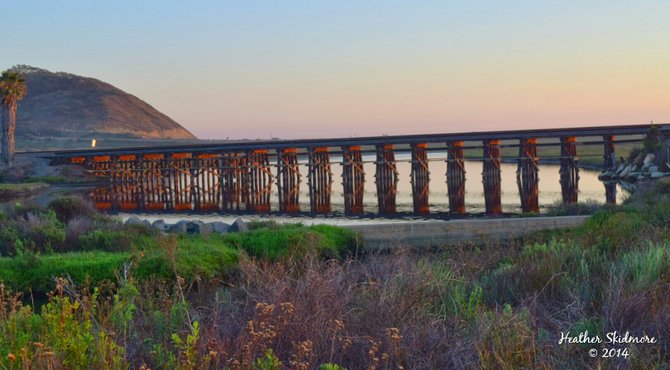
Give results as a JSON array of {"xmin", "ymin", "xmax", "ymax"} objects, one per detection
[
  {"xmin": 262, "ymin": 153, "xmax": 627, "ymax": 214},
  {"xmin": 100, "ymin": 151, "xmax": 628, "ymax": 218}
]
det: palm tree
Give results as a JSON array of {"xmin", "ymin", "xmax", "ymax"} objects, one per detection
[{"xmin": 0, "ymin": 70, "xmax": 27, "ymax": 166}]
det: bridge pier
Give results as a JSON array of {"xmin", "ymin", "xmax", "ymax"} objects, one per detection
[
  {"xmin": 91, "ymin": 155, "xmax": 113, "ymax": 210},
  {"xmin": 142, "ymin": 154, "xmax": 166, "ymax": 211},
  {"xmin": 114, "ymin": 154, "xmax": 139, "ymax": 211},
  {"xmin": 161, "ymin": 154, "xmax": 173, "ymax": 211},
  {"xmin": 195, "ymin": 154, "xmax": 221, "ymax": 211},
  {"xmin": 221, "ymin": 153, "xmax": 243, "ymax": 211},
  {"xmin": 277, "ymin": 148, "xmax": 301, "ymax": 213},
  {"xmin": 342, "ymin": 145, "xmax": 365, "ymax": 215},
  {"xmin": 376, "ymin": 144, "xmax": 398, "ymax": 214},
  {"xmin": 560, "ymin": 136, "xmax": 579, "ymax": 204},
  {"xmin": 245, "ymin": 149, "xmax": 273, "ymax": 213},
  {"xmin": 308, "ymin": 147, "xmax": 333, "ymax": 213},
  {"xmin": 447, "ymin": 141, "xmax": 466, "ymax": 214},
  {"xmin": 167, "ymin": 153, "xmax": 192, "ymax": 211},
  {"xmin": 411, "ymin": 143, "xmax": 430, "ymax": 214},
  {"xmin": 603, "ymin": 135, "xmax": 617, "ymax": 205},
  {"xmin": 483, "ymin": 139, "xmax": 502, "ymax": 215},
  {"xmin": 517, "ymin": 138, "xmax": 540, "ymax": 213}
]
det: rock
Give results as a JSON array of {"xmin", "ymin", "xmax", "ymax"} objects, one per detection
[
  {"xmin": 168, "ymin": 220, "xmax": 189, "ymax": 233},
  {"xmin": 210, "ymin": 222, "xmax": 230, "ymax": 234},
  {"xmin": 619, "ymin": 164, "xmax": 632, "ymax": 177},
  {"xmin": 199, "ymin": 222, "xmax": 213, "ymax": 236},
  {"xmin": 643, "ymin": 153, "xmax": 656, "ymax": 168},
  {"xmin": 230, "ymin": 218, "xmax": 249, "ymax": 233},
  {"xmin": 152, "ymin": 219, "xmax": 169, "ymax": 233},
  {"xmin": 125, "ymin": 216, "xmax": 143, "ymax": 225},
  {"xmin": 125, "ymin": 217, "xmax": 151, "ymax": 229},
  {"xmin": 186, "ymin": 221, "xmax": 201, "ymax": 235}
]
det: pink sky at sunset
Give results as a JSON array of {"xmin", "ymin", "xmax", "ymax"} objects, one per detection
[{"xmin": 3, "ymin": 1, "xmax": 669, "ymax": 139}]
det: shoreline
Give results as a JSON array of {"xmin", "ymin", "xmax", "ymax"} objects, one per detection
[{"xmin": 118, "ymin": 213, "xmax": 589, "ymax": 248}]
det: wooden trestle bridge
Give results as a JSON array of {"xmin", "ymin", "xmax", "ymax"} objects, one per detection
[{"xmin": 49, "ymin": 124, "xmax": 669, "ymax": 216}]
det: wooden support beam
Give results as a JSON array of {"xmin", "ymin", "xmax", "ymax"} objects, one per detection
[
  {"xmin": 277, "ymin": 148, "xmax": 301, "ymax": 213},
  {"xmin": 91, "ymin": 155, "xmax": 113, "ymax": 210},
  {"xmin": 141, "ymin": 153, "xmax": 165, "ymax": 211},
  {"xmin": 603, "ymin": 135, "xmax": 616, "ymax": 170},
  {"xmin": 605, "ymin": 182, "xmax": 617, "ymax": 205},
  {"xmin": 602, "ymin": 135, "xmax": 617, "ymax": 205},
  {"xmin": 447, "ymin": 141, "xmax": 466, "ymax": 214},
  {"xmin": 308, "ymin": 147, "xmax": 333, "ymax": 213},
  {"xmin": 161, "ymin": 154, "xmax": 174, "ymax": 211},
  {"xmin": 221, "ymin": 152, "xmax": 243, "ymax": 212},
  {"xmin": 410, "ymin": 143, "xmax": 430, "ymax": 214},
  {"xmin": 342, "ymin": 145, "xmax": 365, "ymax": 215},
  {"xmin": 375, "ymin": 144, "xmax": 398, "ymax": 214},
  {"xmin": 171, "ymin": 153, "xmax": 193, "ymax": 211},
  {"xmin": 245, "ymin": 149, "xmax": 273, "ymax": 213},
  {"xmin": 194, "ymin": 154, "xmax": 221, "ymax": 211},
  {"xmin": 483, "ymin": 139, "xmax": 502, "ymax": 215},
  {"xmin": 560, "ymin": 136, "xmax": 579, "ymax": 204},
  {"xmin": 517, "ymin": 138, "xmax": 539, "ymax": 213}
]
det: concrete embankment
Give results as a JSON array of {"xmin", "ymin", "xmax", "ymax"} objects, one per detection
[{"xmin": 344, "ymin": 216, "xmax": 589, "ymax": 249}]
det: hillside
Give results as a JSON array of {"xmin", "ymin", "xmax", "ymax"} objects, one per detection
[{"xmin": 10, "ymin": 65, "xmax": 196, "ymax": 141}]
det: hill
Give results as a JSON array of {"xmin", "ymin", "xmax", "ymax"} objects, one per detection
[{"xmin": 10, "ymin": 65, "xmax": 196, "ymax": 141}]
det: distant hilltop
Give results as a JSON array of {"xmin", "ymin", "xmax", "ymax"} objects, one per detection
[{"xmin": 10, "ymin": 65, "xmax": 196, "ymax": 141}]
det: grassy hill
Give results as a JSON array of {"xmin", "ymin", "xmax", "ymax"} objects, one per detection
[{"xmin": 10, "ymin": 65, "xmax": 196, "ymax": 149}]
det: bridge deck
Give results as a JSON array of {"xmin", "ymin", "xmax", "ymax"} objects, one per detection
[
  {"xmin": 45, "ymin": 123, "xmax": 663, "ymax": 216},
  {"xmin": 47, "ymin": 123, "xmax": 667, "ymax": 158}
]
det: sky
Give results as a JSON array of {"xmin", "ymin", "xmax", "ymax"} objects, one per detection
[{"xmin": 2, "ymin": 0, "xmax": 669, "ymax": 139}]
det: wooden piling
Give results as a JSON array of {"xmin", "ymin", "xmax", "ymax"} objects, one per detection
[
  {"xmin": 517, "ymin": 138, "xmax": 539, "ymax": 213},
  {"xmin": 245, "ymin": 149, "xmax": 273, "ymax": 213},
  {"xmin": 603, "ymin": 135, "xmax": 616, "ymax": 170},
  {"xmin": 410, "ymin": 143, "xmax": 430, "ymax": 214},
  {"xmin": 375, "ymin": 144, "xmax": 398, "ymax": 214},
  {"xmin": 446, "ymin": 141, "xmax": 466, "ymax": 214},
  {"xmin": 277, "ymin": 148, "xmax": 301, "ymax": 213},
  {"xmin": 342, "ymin": 145, "xmax": 365, "ymax": 215},
  {"xmin": 482, "ymin": 139, "xmax": 502, "ymax": 215},
  {"xmin": 308, "ymin": 147, "xmax": 333, "ymax": 213},
  {"xmin": 559, "ymin": 136, "xmax": 579, "ymax": 204}
]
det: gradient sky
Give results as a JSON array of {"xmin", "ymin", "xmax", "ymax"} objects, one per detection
[{"xmin": 3, "ymin": 1, "xmax": 669, "ymax": 139}]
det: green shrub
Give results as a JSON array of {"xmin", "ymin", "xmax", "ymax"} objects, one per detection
[
  {"xmin": 0, "ymin": 251, "xmax": 129, "ymax": 294},
  {"xmin": 135, "ymin": 235, "xmax": 239, "ymax": 282},
  {"xmin": 255, "ymin": 349, "xmax": 282, "ymax": 370},
  {"xmin": 545, "ymin": 199, "xmax": 602, "ymax": 216},
  {"xmin": 0, "ymin": 222, "xmax": 21, "ymax": 256},
  {"xmin": 577, "ymin": 209, "xmax": 646, "ymax": 253},
  {"xmin": 17, "ymin": 210, "xmax": 66, "ymax": 253},
  {"xmin": 320, "ymin": 364, "xmax": 347, "ymax": 370},
  {"xmin": 223, "ymin": 224, "xmax": 360, "ymax": 260},
  {"xmin": 643, "ymin": 125, "xmax": 662, "ymax": 154},
  {"xmin": 79, "ymin": 229, "xmax": 131, "ymax": 252},
  {"xmin": 476, "ymin": 306, "xmax": 538, "ymax": 369},
  {"xmin": 48, "ymin": 196, "xmax": 97, "ymax": 224},
  {"xmin": 617, "ymin": 243, "xmax": 670, "ymax": 291}
]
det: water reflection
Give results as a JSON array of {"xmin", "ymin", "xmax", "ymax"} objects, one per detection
[{"xmin": 92, "ymin": 152, "xmax": 629, "ymax": 215}]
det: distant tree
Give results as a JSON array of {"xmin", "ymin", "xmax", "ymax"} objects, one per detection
[
  {"xmin": 643, "ymin": 123, "xmax": 663, "ymax": 154},
  {"xmin": 0, "ymin": 70, "xmax": 27, "ymax": 166}
]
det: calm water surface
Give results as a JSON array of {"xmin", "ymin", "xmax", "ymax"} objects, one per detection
[{"xmin": 112, "ymin": 152, "xmax": 627, "ymax": 220}]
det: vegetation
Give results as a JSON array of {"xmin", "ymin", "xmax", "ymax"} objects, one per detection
[
  {"xmin": 0, "ymin": 183, "xmax": 49, "ymax": 200},
  {"xmin": 0, "ymin": 180, "xmax": 669, "ymax": 368},
  {"xmin": 0, "ymin": 70, "xmax": 27, "ymax": 166}
]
